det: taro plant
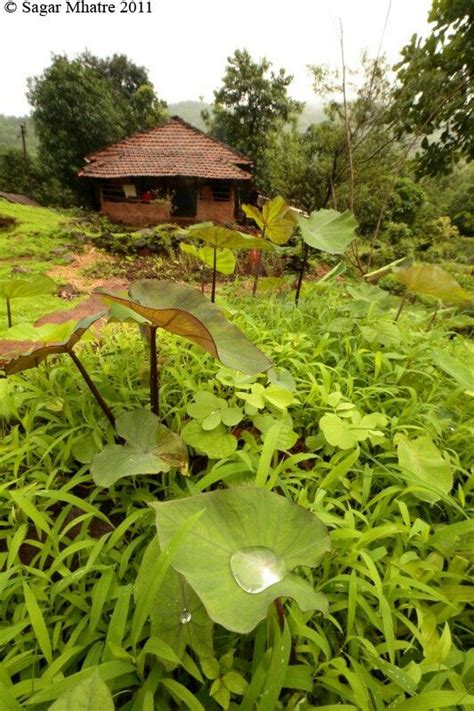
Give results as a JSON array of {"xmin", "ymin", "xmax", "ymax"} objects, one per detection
[
  {"xmin": 135, "ymin": 535, "xmax": 214, "ymax": 660},
  {"xmin": 295, "ymin": 208, "xmax": 358, "ymax": 304},
  {"xmin": 91, "ymin": 408, "xmax": 188, "ymax": 487},
  {"xmin": 395, "ymin": 432, "xmax": 453, "ymax": 503},
  {"xmin": 181, "ymin": 223, "xmax": 270, "ymax": 302},
  {"xmin": 0, "ymin": 274, "xmax": 56, "ymax": 327},
  {"xmin": 99, "ymin": 279, "xmax": 272, "ymax": 417},
  {"xmin": 150, "ymin": 487, "xmax": 330, "ymax": 634},
  {"xmin": 0, "ymin": 304, "xmax": 114, "ymax": 427},
  {"xmin": 242, "ymin": 196, "xmax": 297, "ymax": 296},
  {"xmin": 393, "ymin": 262, "xmax": 472, "ymax": 321}
]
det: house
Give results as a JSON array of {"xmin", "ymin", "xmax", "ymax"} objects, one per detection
[{"xmin": 79, "ymin": 116, "xmax": 254, "ymax": 226}]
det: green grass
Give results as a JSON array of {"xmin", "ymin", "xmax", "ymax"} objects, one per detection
[
  {"xmin": 0, "ymin": 200, "xmax": 87, "ymax": 331},
  {"xmin": 0, "ymin": 198, "xmax": 74, "ymax": 260},
  {"xmin": 0, "ymin": 279, "xmax": 472, "ymax": 708}
]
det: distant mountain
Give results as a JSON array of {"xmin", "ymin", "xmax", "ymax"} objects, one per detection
[
  {"xmin": 298, "ymin": 103, "xmax": 326, "ymax": 131},
  {"xmin": 168, "ymin": 100, "xmax": 326, "ymax": 132},
  {"xmin": 168, "ymin": 101, "xmax": 210, "ymax": 131},
  {"xmin": 0, "ymin": 115, "xmax": 37, "ymax": 153},
  {"xmin": 0, "ymin": 101, "xmax": 325, "ymax": 154}
]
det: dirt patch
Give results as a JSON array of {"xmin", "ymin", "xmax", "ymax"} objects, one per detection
[
  {"xmin": 47, "ymin": 246, "xmax": 127, "ymax": 293},
  {"xmin": 0, "ymin": 215, "xmax": 17, "ymax": 230}
]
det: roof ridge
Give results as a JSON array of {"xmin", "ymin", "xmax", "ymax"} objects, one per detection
[
  {"xmin": 167, "ymin": 115, "xmax": 252, "ymax": 164},
  {"xmin": 83, "ymin": 115, "xmax": 252, "ymax": 166}
]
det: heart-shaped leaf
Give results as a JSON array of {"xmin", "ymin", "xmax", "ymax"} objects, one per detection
[
  {"xmin": 98, "ymin": 280, "xmax": 272, "ymax": 376},
  {"xmin": 48, "ymin": 671, "xmax": 114, "ymax": 711},
  {"xmin": 0, "ymin": 312, "xmax": 104, "ymax": 376},
  {"xmin": 151, "ymin": 488, "xmax": 330, "ymax": 633},
  {"xmin": 0, "ymin": 274, "xmax": 56, "ymax": 300},
  {"xmin": 394, "ymin": 264, "xmax": 471, "ymax": 304},
  {"xmin": 186, "ymin": 223, "xmax": 271, "ymax": 251},
  {"xmin": 396, "ymin": 434, "xmax": 453, "ymax": 502},
  {"xmin": 297, "ymin": 209, "xmax": 358, "ymax": 254},
  {"xmin": 180, "ymin": 243, "xmax": 236, "ymax": 275},
  {"xmin": 242, "ymin": 196, "xmax": 296, "ymax": 245},
  {"xmin": 137, "ymin": 536, "xmax": 214, "ymax": 659},
  {"xmin": 91, "ymin": 409, "xmax": 188, "ymax": 487}
]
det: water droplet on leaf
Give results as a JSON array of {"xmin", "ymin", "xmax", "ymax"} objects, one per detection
[
  {"xmin": 180, "ymin": 608, "xmax": 192, "ymax": 624},
  {"xmin": 230, "ymin": 546, "xmax": 286, "ymax": 594}
]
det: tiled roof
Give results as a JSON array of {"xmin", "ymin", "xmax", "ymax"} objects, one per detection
[{"xmin": 79, "ymin": 116, "xmax": 253, "ymax": 181}]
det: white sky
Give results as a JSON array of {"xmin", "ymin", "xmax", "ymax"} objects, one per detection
[{"xmin": 1, "ymin": 0, "xmax": 433, "ymax": 116}]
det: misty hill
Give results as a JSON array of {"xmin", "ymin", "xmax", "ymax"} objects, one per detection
[
  {"xmin": 0, "ymin": 115, "xmax": 37, "ymax": 153},
  {"xmin": 0, "ymin": 101, "xmax": 325, "ymax": 153},
  {"xmin": 168, "ymin": 101, "xmax": 326, "ymax": 132}
]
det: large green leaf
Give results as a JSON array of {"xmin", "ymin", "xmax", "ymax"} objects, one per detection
[
  {"xmin": 180, "ymin": 243, "xmax": 236, "ymax": 275},
  {"xmin": 2, "ymin": 321, "xmax": 79, "ymax": 343},
  {"xmin": 297, "ymin": 209, "xmax": 358, "ymax": 254},
  {"xmin": 0, "ymin": 312, "xmax": 104, "ymax": 376},
  {"xmin": 396, "ymin": 434, "xmax": 453, "ymax": 502},
  {"xmin": 394, "ymin": 264, "xmax": 472, "ymax": 303},
  {"xmin": 98, "ymin": 280, "xmax": 272, "ymax": 375},
  {"xmin": 151, "ymin": 488, "xmax": 330, "ymax": 633},
  {"xmin": 186, "ymin": 223, "xmax": 271, "ymax": 251},
  {"xmin": 0, "ymin": 274, "xmax": 56, "ymax": 300},
  {"xmin": 137, "ymin": 536, "xmax": 214, "ymax": 659},
  {"xmin": 91, "ymin": 409, "xmax": 188, "ymax": 487},
  {"xmin": 48, "ymin": 671, "xmax": 114, "ymax": 711},
  {"xmin": 242, "ymin": 196, "xmax": 296, "ymax": 245}
]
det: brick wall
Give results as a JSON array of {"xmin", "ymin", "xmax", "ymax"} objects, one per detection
[
  {"xmin": 101, "ymin": 200, "xmax": 171, "ymax": 226},
  {"xmin": 196, "ymin": 191, "xmax": 235, "ymax": 223},
  {"xmin": 102, "ymin": 193, "xmax": 235, "ymax": 226}
]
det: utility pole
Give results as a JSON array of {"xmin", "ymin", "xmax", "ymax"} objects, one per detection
[{"xmin": 20, "ymin": 123, "xmax": 33, "ymax": 196}]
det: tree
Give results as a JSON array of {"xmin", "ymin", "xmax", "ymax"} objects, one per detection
[
  {"xmin": 261, "ymin": 55, "xmax": 403, "ymax": 235},
  {"xmin": 27, "ymin": 53, "xmax": 167, "ymax": 201},
  {"xmin": 85, "ymin": 53, "xmax": 167, "ymax": 134},
  {"xmin": 203, "ymin": 49, "xmax": 302, "ymax": 179},
  {"xmin": 392, "ymin": 0, "xmax": 473, "ymax": 175}
]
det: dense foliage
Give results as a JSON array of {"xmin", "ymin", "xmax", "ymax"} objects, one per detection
[
  {"xmin": 27, "ymin": 53, "xmax": 167, "ymax": 200},
  {"xmin": 0, "ymin": 276, "xmax": 472, "ymax": 709},
  {"xmin": 203, "ymin": 49, "xmax": 302, "ymax": 178},
  {"xmin": 392, "ymin": 0, "xmax": 473, "ymax": 175}
]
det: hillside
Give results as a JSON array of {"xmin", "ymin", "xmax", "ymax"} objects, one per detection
[
  {"xmin": 0, "ymin": 115, "xmax": 37, "ymax": 153},
  {"xmin": 0, "ymin": 101, "xmax": 325, "ymax": 153},
  {"xmin": 168, "ymin": 101, "xmax": 326, "ymax": 131}
]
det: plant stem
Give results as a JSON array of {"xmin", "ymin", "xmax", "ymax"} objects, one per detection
[
  {"xmin": 339, "ymin": 19, "xmax": 355, "ymax": 215},
  {"xmin": 211, "ymin": 246, "xmax": 217, "ymax": 303},
  {"xmin": 427, "ymin": 302, "xmax": 440, "ymax": 330},
  {"xmin": 274, "ymin": 597, "xmax": 285, "ymax": 632},
  {"xmin": 149, "ymin": 325, "xmax": 160, "ymax": 417},
  {"xmin": 252, "ymin": 225, "xmax": 267, "ymax": 297},
  {"xmin": 294, "ymin": 242, "xmax": 309, "ymax": 306},
  {"xmin": 251, "ymin": 251, "xmax": 262, "ymax": 297},
  {"xmin": 69, "ymin": 351, "xmax": 116, "ymax": 429},
  {"xmin": 394, "ymin": 294, "xmax": 407, "ymax": 322},
  {"xmin": 6, "ymin": 298, "xmax": 12, "ymax": 328}
]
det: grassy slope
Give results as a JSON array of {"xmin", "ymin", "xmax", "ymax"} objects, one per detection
[{"xmin": 0, "ymin": 198, "xmax": 82, "ymax": 330}]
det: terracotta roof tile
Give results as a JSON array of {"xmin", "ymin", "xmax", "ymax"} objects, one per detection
[{"xmin": 79, "ymin": 116, "xmax": 253, "ymax": 181}]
